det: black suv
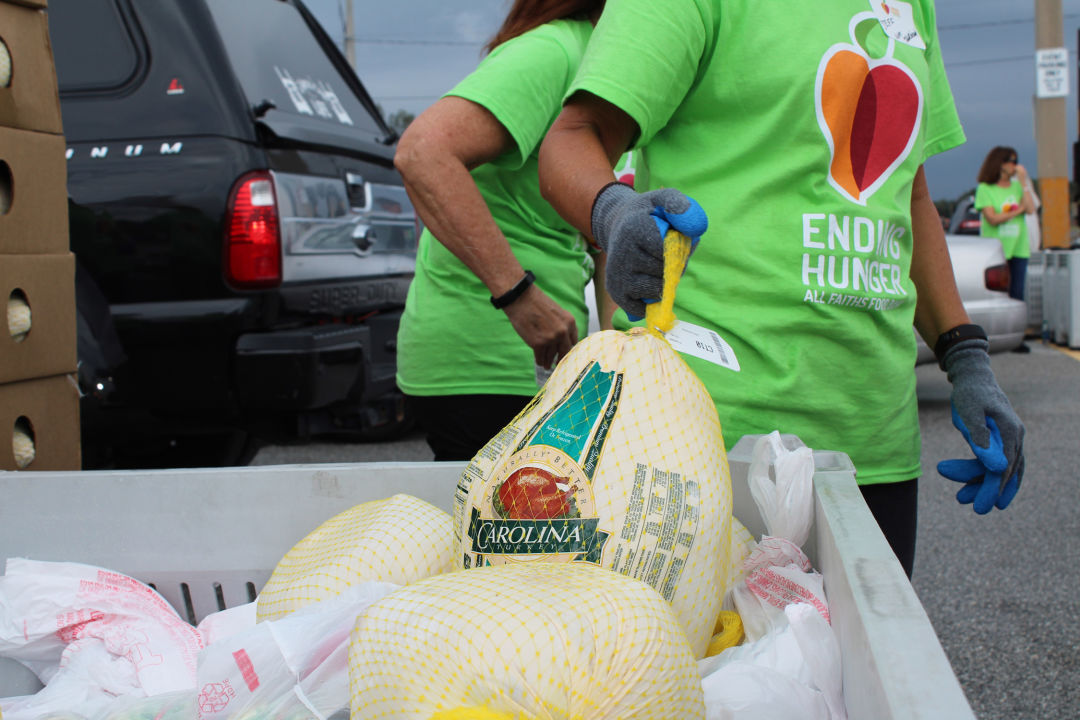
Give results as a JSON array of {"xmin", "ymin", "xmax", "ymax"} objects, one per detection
[{"xmin": 51, "ymin": 0, "xmax": 418, "ymax": 468}]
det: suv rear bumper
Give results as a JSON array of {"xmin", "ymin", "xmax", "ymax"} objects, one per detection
[{"xmin": 234, "ymin": 311, "xmax": 401, "ymax": 411}]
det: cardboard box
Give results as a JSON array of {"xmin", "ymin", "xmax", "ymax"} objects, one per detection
[
  {"xmin": 0, "ymin": 372, "xmax": 80, "ymax": 471},
  {"xmin": 0, "ymin": 125, "xmax": 69, "ymax": 254},
  {"xmin": 0, "ymin": 2, "xmax": 62, "ymax": 133},
  {"xmin": 1, "ymin": 251, "xmax": 76, "ymax": 383}
]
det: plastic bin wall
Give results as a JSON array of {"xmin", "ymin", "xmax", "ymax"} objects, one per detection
[{"xmin": 0, "ymin": 438, "xmax": 976, "ymax": 719}]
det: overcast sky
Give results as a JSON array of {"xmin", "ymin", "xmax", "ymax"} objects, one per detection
[{"xmin": 307, "ymin": 0, "xmax": 1080, "ymax": 203}]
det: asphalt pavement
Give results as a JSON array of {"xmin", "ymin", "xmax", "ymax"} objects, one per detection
[
  {"xmin": 912, "ymin": 341, "xmax": 1079, "ymax": 720},
  {"xmin": 253, "ymin": 340, "xmax": 1080, "ymax": 719}
]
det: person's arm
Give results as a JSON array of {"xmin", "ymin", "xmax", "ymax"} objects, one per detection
[
  {"xmin": 914, "ymin": 165, "xmax": 1026, "ymax": 513},
  {"xmin": 911, "ymin": 166, "xmax": 970, "ymax": 345},
  {"xmin": 540, "ymin": 92, "xmax": 708, "ymax": 319},
  {"xmin": 1015, "ymin": 164, "xmax": 1037, "ymax": 214},
  {"xmin": 980, "ymin": 204, "xmax": 1025, "ymax": 226},
  {"xmin": 395, "ymin": 96, "xmax": 577, "ymax": 369},
  {"xmin": 538, "ymin": 92, "xmax": 639, "ymax": 237}
]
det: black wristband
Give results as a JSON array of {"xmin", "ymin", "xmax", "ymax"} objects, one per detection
[
  {"xmin": 934, "ymin": 324, "xmax": 988, "ymax": 370},
  {"xmin": 490, "ymin": 270, "xmax": 535, "ymax": 309}
]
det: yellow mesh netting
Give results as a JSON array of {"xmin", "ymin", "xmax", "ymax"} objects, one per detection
[
  {"xmin": 644, "ymin": 229, "xmax": 692, "ymax": 337},
  {"xmin": 431, "ymin": 709, "xmax": 542, "ymax": 720},
  {"xmin": 706, "ymin": 611, "xmax": 745, "ymax": 657},
  {"xmin": 257, "ymin": 494, "xmax": 456, "ymax": 622},
  {"xmin": 349, "ymin": 562, "xmax": 706, "ymax": 719}
]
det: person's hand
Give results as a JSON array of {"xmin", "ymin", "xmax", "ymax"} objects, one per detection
[
  {"xmin": 936, "ymin": 338, "xmax": 1025, "ymax": 514},
  {"xmin": 589, "ymin": 183, "xmax": 708, "ymax": 319},
  {"xmin": 503, "ymin": 284, "xmax": 577, "ymax": 371},
  {"xmin": 1014, "ymin": 163, "xmax": 1029, "ymax": 183}
]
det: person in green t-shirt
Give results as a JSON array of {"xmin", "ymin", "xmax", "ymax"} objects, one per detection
[
  {"xmin": 537, "ymin": 0, "xmax": 1026, "ymax": 577},
  {"xmin": 974, "ymin": 146, "xmax": 1037, "ymax": 352},
  {"xmin": 394, "ymin": 0, "xmax": 612, "ymax": 461}
]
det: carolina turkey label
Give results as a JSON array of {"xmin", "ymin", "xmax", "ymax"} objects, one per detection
[
  {"xmin": 454, "ymin": 329, "xmax": 733, "ymax": 658},
  {"xmin": 461, "ymin": 361, "xmax": 614, "ymax": 567}
]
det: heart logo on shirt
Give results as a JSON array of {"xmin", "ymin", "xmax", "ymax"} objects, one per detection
[{"xmin": 815, "ymin": 17, "xmax": 923, "ymax": 206}]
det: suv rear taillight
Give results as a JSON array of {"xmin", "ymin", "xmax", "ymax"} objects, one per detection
[
  {"xmin": 225, "ymin": 171, "xmax": 281, "ymax": 288},
  {"xmin": 985, "ymin": 263, "xmax": 1010, "ymax": 293}
]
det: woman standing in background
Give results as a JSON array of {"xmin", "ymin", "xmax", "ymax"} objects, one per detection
[
  {"xmin": 974, "ymin": 146, "xmax": 1037, "ymax": 352},
  {"xmin": 393, "ymin": 0, "xmax": 608, "ymax": 461}
]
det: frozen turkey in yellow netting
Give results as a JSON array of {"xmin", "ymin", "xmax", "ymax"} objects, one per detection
[
  {"xmin": 256, "ymin": 494, "xmax": 456, "ymax": 622},
  {"xmin": 348, "ymin": 562, "xmax": 706, "ymax": 719},
  {"xmin": 452, "ymin": 319, "xmax": 734, "ymax": 658}
]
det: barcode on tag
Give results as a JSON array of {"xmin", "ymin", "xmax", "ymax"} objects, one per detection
[{"xmin": 664, "ymin": 321, "xmax": 740, "ymax": 371}]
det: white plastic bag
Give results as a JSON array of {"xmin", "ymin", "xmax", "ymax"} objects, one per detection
[
  {"xmin": 196, "ymin": 601, "xmax": 257, "ymax": 648},
  {"xmin": 94, "ymin": 689, "xmax": 194, "ymax": 719},
  {"xmin": 732, "ymin": 433, "xmax": 827, "ymax": 641},
  {"xmin": 706, "ymin": 433, "xmax": 846, "ymax": 719},
  {"xmin": 0, "ymin": 559, "xmax": 204, "ymax": 719},
  {"xmin": 196, "ymin": 582, "xmax": 397, "ymax": 719},
  {"xmin": 699, "ymin": 603, "xmax": 845, "ymax": 720},
  {"xmin": 747, "ymin": 432, "xmax": 814, "ymax": 547}
]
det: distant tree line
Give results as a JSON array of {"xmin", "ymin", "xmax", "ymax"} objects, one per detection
[{"xmin": 375, "ymin": 104, "xmax": 416, "ymax": 136}]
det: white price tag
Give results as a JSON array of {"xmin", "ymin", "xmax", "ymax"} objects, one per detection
[
  {"xmin": 664, "ymin": 321, "xmax": 740, "ymax": 372},
  {"xmin": 869, "ymin": 0, "xmax": 926, "ymax": 49}
]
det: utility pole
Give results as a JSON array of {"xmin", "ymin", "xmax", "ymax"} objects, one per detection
[
  {"xmin": 344, "ymin": 0, "xmax": 356, "ymax": 69},
  {"xmin": 1034, "ymin": 0, "xmax": 1070, "ymax": 248}
]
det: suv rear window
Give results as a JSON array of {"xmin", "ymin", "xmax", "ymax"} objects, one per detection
[
  {"xmin": 205, "ymin": 0, "xmax": 383, "ymax": 139},
  {"xmin": 50, "ymin": 0, "xmax": 142, "ymax": 92}
]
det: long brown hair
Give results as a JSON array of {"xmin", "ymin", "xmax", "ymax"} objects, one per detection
[
  {"xmin": 485, "ymin": 0, "xmax": 604, "ymax": 53},
  {"xmin": 977, "ymin": 146, "xmax": 1018, "ymax": 185}
]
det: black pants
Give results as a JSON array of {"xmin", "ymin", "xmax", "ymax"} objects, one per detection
[
  {"xmin": 408, "ymin": 394, "xmax": 532, "ymax": 462},
  {"xmin": 1007, "ymin": 257, "xmax": 1028, "ymax": 302},
  {"xmin": 859, "ymin": 478, "xmax": 918, "ymax": 578}
]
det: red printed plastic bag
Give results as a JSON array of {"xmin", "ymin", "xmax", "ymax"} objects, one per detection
[
  {"xmin": 196, "ymin": 582, "xmax": 397, "ymax": 719},
  {"xmin": 0, "ymin": 558, "xmax": 204, "ymax": 719}
]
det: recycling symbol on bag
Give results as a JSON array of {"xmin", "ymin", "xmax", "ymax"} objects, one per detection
[{"xmin": 198, "ymin": 682, "xmax": 233, "ymax": 713}]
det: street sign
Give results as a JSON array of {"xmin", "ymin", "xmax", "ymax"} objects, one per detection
[{"xmin": 1036, "ymin": 47, "xmax": 1069, "ymax": 98}]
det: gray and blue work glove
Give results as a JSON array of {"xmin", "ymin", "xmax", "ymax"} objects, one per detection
[
  {"xmin": 590, "ymin": 182, "xmax": 708, "ymax": 320},
  {"xmin": 936, "ymin": 337, "xmax": 1025, "ymax": 514}
]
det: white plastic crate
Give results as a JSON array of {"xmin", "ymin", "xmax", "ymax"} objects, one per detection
[
  {"xmin": 1026, "ymin": 251, "xmax": 1046, "ymax": 332},
  {"xmin": 0, "ymin": 435, "xmax": 975, "ymax": 719},
  {"xmin": 1042, "ymin": 249, "xmax": 1080, "ymax": 348}
]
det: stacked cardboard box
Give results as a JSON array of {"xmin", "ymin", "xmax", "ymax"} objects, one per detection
[{"xmin": 0, "ymin": 0, "xmax": 81, "ymax": 470}]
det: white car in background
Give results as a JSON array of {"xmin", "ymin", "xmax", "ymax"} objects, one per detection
[{"xmin": 586, "ymin": 234, "xmax": 1027, "ymax": 364}]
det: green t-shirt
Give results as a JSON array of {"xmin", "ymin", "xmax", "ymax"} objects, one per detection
[
  {"xmin": 396, "ymin": 19, "xmax": 595, "ymax": 397},
  {"xmin": 975, "ymin": 180, "xmax": 1029, "ymax": 259},
  {"xmin": 570, "ymin": 0, "xmax": 965, "ymax": 484}
]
